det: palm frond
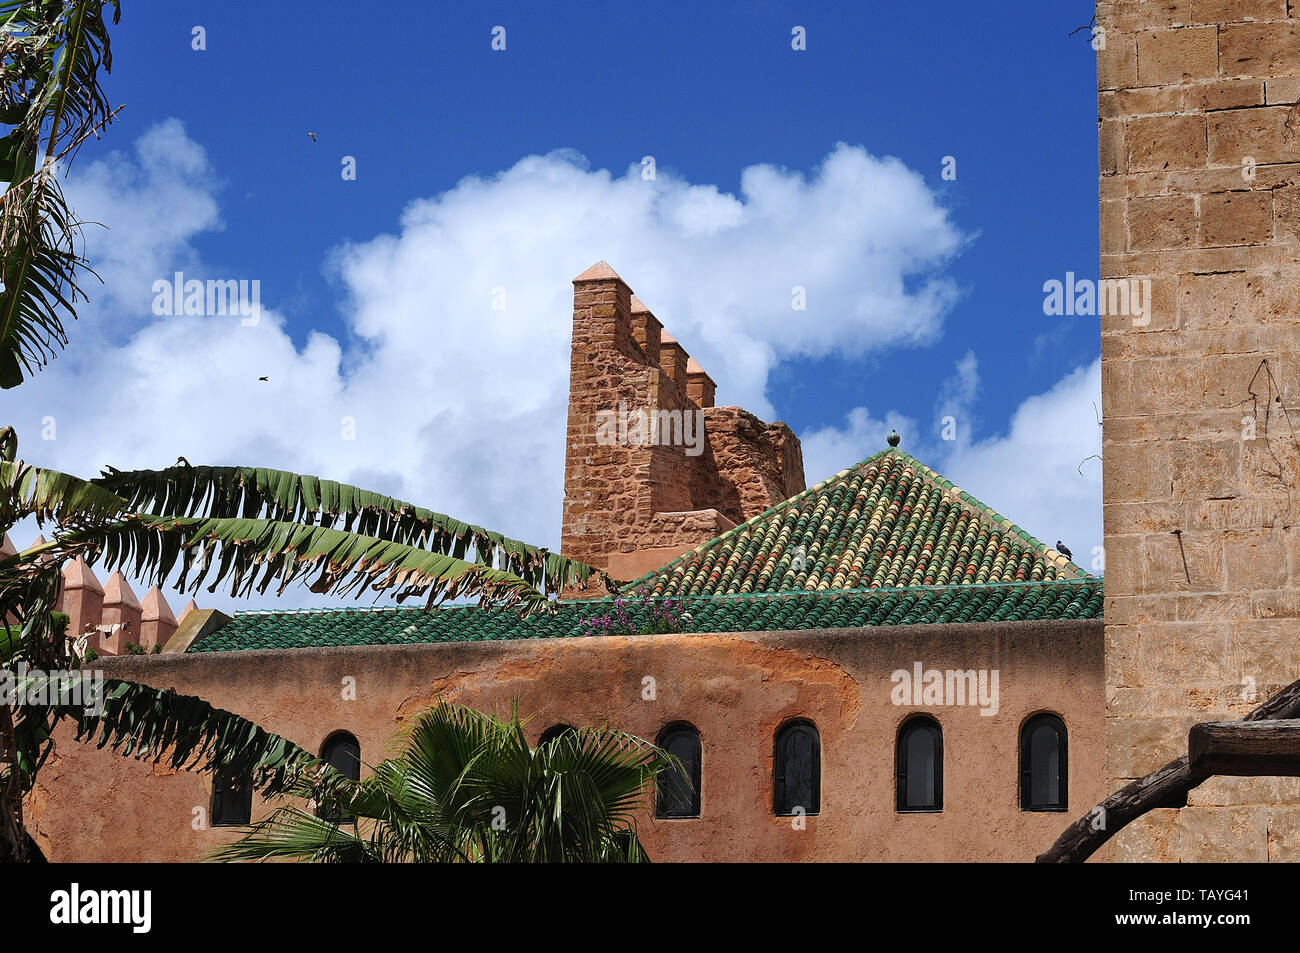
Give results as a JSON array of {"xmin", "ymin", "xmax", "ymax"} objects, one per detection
[
  {"xmin": 207, "ymin": 806, "xmax": 380, "ymax": 863},
  {"xmin": 69, "ymin": 677, "xmax": 317, "ymax": 798},
  {"xmin": 93, "ymin": 464, "xmax": 605, "ymax": 597},
  {"xmin": 0, "ymin": 458, "xmax": 125, "ymax": 531},
  {"xmin": 217, "ymin": 701, "xmax": 668, "ymax": 863},
  {"xmin": 0, "ymin": 171, "xmax": 93, "ymax": 387},
  {"xmin": 60, "ymin": 513, "xmax": 560, "ymax": 611},
  {"xmin": 0, "ymin": 0, "xmax": 120, "ymax": 388}
]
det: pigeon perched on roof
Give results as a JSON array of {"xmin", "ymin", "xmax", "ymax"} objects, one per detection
[{"xmin": 1056, "ymin": 540, "xmax": 1073, "ymax": 561}]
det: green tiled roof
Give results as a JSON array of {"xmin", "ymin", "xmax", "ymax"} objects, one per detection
[
  {"xmin": 626, "ymin": 449, "xmax": 1090, "ymax": 597},
  {"xmin": 187, "ymin": 447, "xmax": 1100, "ymax": 653},
  {"xmin": 190, "ymin": 581, "xmax": 1103, "ymax": 652}
]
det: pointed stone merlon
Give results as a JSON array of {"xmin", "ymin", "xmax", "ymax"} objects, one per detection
[
  {"xmin": 685, "ymin": 357, "xmax": 716, "ymax": 409},
  {"xmin": 572, "ymin": 260, "xmax": 715, "ymax": 409},
  {"xmin": 162, "ymin": 607, "xmax": 232, "ymax": 655},
  {"xmin": 572, "ymin": 260, "xmax": 639, "ymax": 364},
  {"xmin": 98, "ymin": 570, "xmax": 142, "ymax": 656},
  {"xmin": 140, "ymin": 586, "xmax": 178, "ymax": 653},
  {"xmin": 25, "ymin": 533, "xmax": 56, "ymax": 568},
  {"xmin": 657, "ymin": 330, "xmax": 688, "ymax": 386},
  {"xmin": 629, "ymin": 294, "xmax": 662, "ymax": 366},
  {"xmin": 58, "ymin": 557, "xmax": 104, "ymax": 649}
]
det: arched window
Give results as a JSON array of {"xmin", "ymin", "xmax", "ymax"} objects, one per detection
[
  {"xmin": 655, "ymin": 723, "xmax": 702, "ymax": 818},
  {"xmin": 537, "ymin": 723, "xmax": 576, "ymax": 747},
  {"xmin": 1021, "ymin": 714, "xmax": 1068, "ymax": 811},
  {"xmin": 773, "ymin": 719, "xmax": 820, "ymax": 816},
  {"xmin": 211, "ymin": 765, "xmax": 252, "ymax": 827},
  {"xmin": 319, "ymin": 731, "xmax": 361, "ymax": 822},
  {"xmin": 896, "ymin": 716, "xmax": 942, "ymax": 812}
]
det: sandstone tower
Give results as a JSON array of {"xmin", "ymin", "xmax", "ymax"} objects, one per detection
[
  {"xmin": 561, "ymin": 262, "xmax": 804, "ymax": 583},
  {"xmin": 1098, "ymin": 2, "xmax": 1300, "ymax": 860}
]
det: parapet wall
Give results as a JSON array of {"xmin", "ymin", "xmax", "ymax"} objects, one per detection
[{"xmin": 1, "ymin": 533, "xmax": 192, "ymax": 656}]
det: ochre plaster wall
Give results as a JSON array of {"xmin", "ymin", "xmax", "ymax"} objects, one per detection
[{"xmin": 30, "ymin": 620, "xmax": 1102, "ymax": 862}]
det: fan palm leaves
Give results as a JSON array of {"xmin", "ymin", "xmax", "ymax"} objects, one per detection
[{"xmin": 212, "ymin": 701, "xmax": 671, "ymax": 864}]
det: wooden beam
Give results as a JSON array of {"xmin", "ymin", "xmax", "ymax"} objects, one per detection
[
  {"xmin": 1188, "ymin": 719, "xmax": 1300, "ymax": 777},
  {"xmin": 1034, "ymin": 755, "xmax": 1202, "ymax": 863},
  {"xmin": 1037, "ymin": 676, "xmax": 1300, "ymax": 863}
]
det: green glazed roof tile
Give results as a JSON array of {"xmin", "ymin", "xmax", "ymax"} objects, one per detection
[
  {"xmin": 188, "ymin": 447, "xmax": 1100, "ymax": 653},
  {"xmin": 624, "ymin": 448, "xmax": 1092, "ymax": 598}
]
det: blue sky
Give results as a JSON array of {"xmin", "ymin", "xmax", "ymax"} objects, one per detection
[
  {"xmin": 5, "ymin": 0, "xmax": 1106, "ymax": 610},
  {"xmin": 121, "ymin": 0, "xmax": 1101, "ymax": 426}
]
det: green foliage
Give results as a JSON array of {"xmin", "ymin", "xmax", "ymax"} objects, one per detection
[
  {"xmin": 213, "ymin": 701, "xmax": 672, "ymax": 864},
  {"xmin": 0, "ymin": 458, "xmax": 126, "ymax": 526},
  {"xmin": 0, "ymin": 426, "xmax": 608, "ymax": 862},
  {"xmin": 77, "ymin": 513, "xmax": 566, "ymax": 612},
  {"xmin": 95, "ymin": 464, "xmax": 608, "ymax": 599},
  {"xmin": 70, "ymin": 678, "xmax": 318, "ymax": 799},
  {"xmin": 0, "ymin": 0, "xmax": 121, "ymax": 389},
  {"xmin": 578, "ymin": 589, "xmax": 686, "ymax": 637}
]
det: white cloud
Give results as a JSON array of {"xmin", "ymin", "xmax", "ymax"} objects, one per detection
[
  {"xmin": 3, "ymin": 123, "xmax": 996, "ymax": 611},
  {"xmin": 802, "ymin": 407, "xmax": 917, "ymax": 489},
  {"xmin": 934, "ymin": 349, "xmax": 979, "ymax": 447},
  {"xmin": 941, "ymin": 359, "xmax": 1103, "ymax": 573},
  {"xmin": 64, "ymin": 118, "xmax": 221, "ymax": 332}
]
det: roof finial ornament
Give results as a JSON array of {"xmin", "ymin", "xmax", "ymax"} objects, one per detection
[{"xmin": 887, "ymin": 429, "xmax": 900, "ymax": 448}]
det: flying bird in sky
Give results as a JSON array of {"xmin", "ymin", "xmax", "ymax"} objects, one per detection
[
  {"xmin": 258, "ymin": 376, "xmax": 269, "ymax": 382},
  {"xmin": 307, "ymin": 132, "xmax": 317, "ymax": 142}
]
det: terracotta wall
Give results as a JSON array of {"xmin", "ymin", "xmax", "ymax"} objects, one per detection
[
  {"xmin": 29, "ymin": 620, "xmax": 1104, "ymax": 862},
  {"xmin": 1097, "ymin": 0, "xmax": 1300, "ymax": 859}
]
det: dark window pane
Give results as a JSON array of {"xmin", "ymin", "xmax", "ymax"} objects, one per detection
[
  {"xmin": 323, "ymin": 733, "xmax": 361, "ymax": 781},
  {"xmin": 656, "ymin": 725, "xmax": 701, "ymax": 818},
  {"xmin": 537, "ymin": 724, "xmax": 576, "ymax": 747},
  {"xmin": 1021, "ymin": 715, "xmax": 1067, "ymax": 811},
  {"xmin": 1030, "ymin": 725, "xmax": 1058, "ymax": 804},
  {"xmin": 773, "ymin": 721, "xmax": 820, "ymax": 816},
  {"xmin": 319, "ymin": 732, "xmax": 361, "ymax": 822},
  {"xmin": 906, "ymin": 729, "xmax": 935, "ymax": 806},
  {"xmin": 212, "ymin": 766, "xmax": 252, "ymax": 827},
  {"xmin": 897, "ymin": 718, "xmax": 942, "ymax": 812}
]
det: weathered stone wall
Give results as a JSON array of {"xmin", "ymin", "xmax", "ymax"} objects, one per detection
[
  {"xmin": 561, "ymin": 262, "xmax": 804, "ymax": 585},
  {"xmin": 696, "ymin": 406, "xmax": 806, "ymax": 521},
  {"xmin": 1098, "ymin": 0, "xmax": 1300, "ymax": 861},
  {"xmin": 29, "ymin": 620, "xmax": 1105, "ymax": 863}
]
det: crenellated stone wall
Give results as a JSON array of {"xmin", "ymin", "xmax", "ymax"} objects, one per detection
[{"xmin": 561, "ymin": 262, "xmax": 804, "ymax": 585}]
